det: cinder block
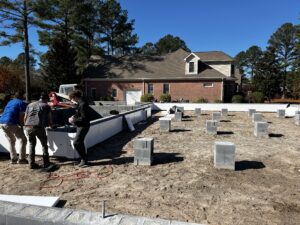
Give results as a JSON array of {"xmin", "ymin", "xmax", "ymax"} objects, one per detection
[
  {"xmin": 221, "ymin": 108, "xmax": 228, "ymax": 117},
  {"xmin": 214, "ymin": 142, "xmax": 235, "ymax": 170},
  {"xmin": 254, "ymin": 122, "xmax": 269, "ymax": 138},
  {"xmin": 248, "ymin": 109, "xmax": 256, "ymax": 117},
  {"xmin": 194, "ymin": 108, "xmax": 201, "ymax": 116},
  {"xmin": 174, "ymin": 112, "xmax": 182, "ymax": 121},
  {"xmin": 277, "ymin": 109, "xmax": 285, "ymax": 118},
  {"xmin": 295, "ymin": 114, "xmax": 300, "ymax": 126},
  {"xmin": 159, "ymin": 118, "xmax": 171, "ymax": 132},
  {"xmin": 252, "ymin": 113, "xmax": 262, "ymax": 122},
  {"xmin": 206, "ymin": 120, "xmax": 218, "ymax": 135},
  {"xmin": 212, "ymin": 112, "xmax": 221, "ymax": 122},
  {"xmin": 133, "ymin": 138, "xmax": 154, "ymax": 166}
]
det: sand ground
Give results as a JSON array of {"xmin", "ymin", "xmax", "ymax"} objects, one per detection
[{"xmin": 0, "ymin": 111, "xmax": 299, "ymax": 225}]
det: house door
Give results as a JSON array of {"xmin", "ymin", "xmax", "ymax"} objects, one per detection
[{"xmin": 125, "ymin": 90, "xmax": 142, "ymax": 105}]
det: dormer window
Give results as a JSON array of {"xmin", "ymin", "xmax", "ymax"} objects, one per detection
[
  {"xmin": 184, "ymin": 53, "xmax": 200, "ymax": 75},
  {"xmin": 189, "ymin": 62, "xmax": 194, "ymax": 73}
]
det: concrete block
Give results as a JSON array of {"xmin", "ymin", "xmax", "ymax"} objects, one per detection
[
  {"xmin": 35, "ymin": 207, "xmax": 73, "ymax": 224},
  {"xmin": 143, "ymin": 218, "xmax": 170, "ymax": 225},
  {"xmin": 159, "ymin": 118, "xmax": 171, "ymax": 132},
  {"xmin": 214, "ymin": 142, "xmax": 235, "ymax": 170},
  {"xmin": 254, "ymin": 122, "xmax": 269, "ymax": 138},
  {"xmin": 252, "ymin": 113, "xmax": 262, "ymax": 122},
  {"xmin": 221, "ymin": 108, "xmax": 228, "ymax": 117},
  {"xmin": 248, "ymin": 109, "xmax": 256, "ymax": 117},
  {"xmin": 212, "ymin": 112, "xmax": 221, "ymax": 122},
  {"xmin": 174, "ymin": 112, "xmax": 182, "ymax": 121},
  {"xmin": 133, "ymin": 138, "xmax": 154, "ymax": 166},
  {"xmin": 118, "ymin": 215, "xmax": 140, "ymax": 225},
  {"xmin": 276, "ymin": 109, "xmax": 285, "ymax": 118},
  {"xmin": 64, "ymin": 210, "xmax": 100, "ymax": 225},
  {"xmin": 206, "ymin": 120, "xmax": 218, "ymax": 135},
  {"xmin": 194, "ymin": 108, "xmax": 201, "ymax": 116},
  {"xmin": 295, "ymin": 114, "xmax": 300, "ymax": 126},
  {"xmin": 176, "ymin": 106, "xmax": 184, "ymax": 115}
]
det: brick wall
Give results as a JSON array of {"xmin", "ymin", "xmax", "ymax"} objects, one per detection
[{"xmin": 85, "ymin": 80, "xmax": 235, "ymax": 103}]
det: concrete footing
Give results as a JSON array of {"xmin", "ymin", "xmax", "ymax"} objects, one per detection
[
  {"xmin": 133, "ymin": 138, "xmax": 154, "ymax": 166},
  {"xmin": 212, "ymin": 112, "xmax": 221, "ymax": 122},
  {"xmin": 174, "ymin": 112, "xmax": 182, "ymax": 121},
  {"xmin": 206, "ymin": 120, "xmax": 218, "ymax": 135},
  {"xmin": 254, "ymin": 122, "xmax": 269, "ymax": 138},
  {"xmin": 176, "ymin": 106, "xmax": 184, "ymax": 115},
  {"xmin": 277, "ymin": 109, "xmax": 285, "ymax": 118},
  {"xmin": 214, "ymin": 141, "xmax": 235, "ymax": 170},
  {"xmin": 0, "ymin": 200, "xmax": 205, "ymax": 225},
  {"xmin": 248, "ymin": 109, "xmax": 256, "ymax": 117},
  {"xmin": 194, "ymin": 108, "xmax": 201, "ymax": 116},
  {"xmin": 295, "ymin": 114, "xmax": 300, "ymax": 126},
  {"xmin": 221, "ymin": 108, "xmax": 228, "ymax": 117},
  {"xmin": 159, "ymin": 118, "xmax": 171, "ymax": 132},
  {"xmin": 252, "ymin": 113, "xmax": 263, "ymax": 122}
]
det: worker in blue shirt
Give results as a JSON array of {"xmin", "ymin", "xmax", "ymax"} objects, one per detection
[{"xmin": 0, "ymin": 91, "xmax": 28, "ymax": 164}]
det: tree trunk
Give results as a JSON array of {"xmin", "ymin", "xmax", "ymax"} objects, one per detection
[{"xmin": 23, "ymin": 0, "xmax": 31, "ymax": 102}]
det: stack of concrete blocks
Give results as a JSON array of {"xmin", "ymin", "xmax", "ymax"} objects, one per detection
[
  {"xmin": 295, "ymin": 113, "xmax": 300, "ymax": 126},
  {"xmin": 276, "ymin": 109, "xmax": 285, "ymax": 118},
  {"xmin": 221, "ymin": 108, "xmax": 228, "ymax": 117},
  {"xmin": 133, "ymin": 138, "xmax": 154, "ymax": 166},
  {"xmin": 254, "ymin": 122, "xmax": 269, "ymax": 138},
  {"xmin": 174, "ymin": 111, "xmax": 182, "ymax": 121},
  {"xmin": 176, "ymin": 106, "xmax": 184, "ymax": 116},
  {"xmin": 248, "ymin": 109, "xmax": 256, "ymax": 117},
  {"xmin": 159, "ymin": 117, "xmax": 171, "ymax": 132},
  {"xmin": 214, "ymin": 141, "xmax": 235, "ymax": 170},
  {"xmin": 212, "ymin": 112, "xmax": 221, "ymax": 122},
  {"xmin": 194, "ymin": 108, "xmax": 201, "ymax": 116},
  {"xmin": 206, "ymin": 120, "xmax": 218, "ymax": 135},
  {"xmin": 252, "ymin": 113, "xmax": 263, "ymax": 123}
]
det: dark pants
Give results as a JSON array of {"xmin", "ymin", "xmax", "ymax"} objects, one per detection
[
  {"xmin": 26, "ymin": 127, "xmax": 49, "ymax": 166},
  {"xmin": 73, "ymin": 126, "xmax": 90, "ymax": 162}
]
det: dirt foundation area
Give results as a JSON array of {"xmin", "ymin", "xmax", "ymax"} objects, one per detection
[{"xmin": 0, "ymin": 111, "xmax": 299, "ymax": 225}]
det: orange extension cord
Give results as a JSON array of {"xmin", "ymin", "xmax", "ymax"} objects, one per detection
[{"xmin": 39, "ymin": 165, "xmax": 113, "ymax": 189}]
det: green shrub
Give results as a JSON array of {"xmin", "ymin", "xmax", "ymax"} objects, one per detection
[
  {"xmin": 99, "ymin": 96, "xmax": 115, "ymax": 101},
  {"xmin": 159, "ymin": 94, "xmax": 171, "ymax": 102},
  {"xmin": 252, "ymin": 92, "xmax": 265, "ymax": 103},
  {"xmin": 232, "ymin": 95, "xmax": 244, "ymax": 103},
  {"xmin": 196, "ymin": 97, "xmax": 208, "ymax": 103},
  {"xmin": 214, "ymin": 99, "xmax": 222, "ymax": 103},
  {"xmin": 141, "ymin": 93, "xmax": 154, "ymax": 102}
]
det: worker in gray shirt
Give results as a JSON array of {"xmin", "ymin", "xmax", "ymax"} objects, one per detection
[{"xmin": 24, "ymin": 93, "xmax": 53, "ymax": 169}]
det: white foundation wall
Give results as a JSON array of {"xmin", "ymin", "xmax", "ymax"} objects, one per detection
[
  {"xmin": 152, "ymin": 103, "xmax": 299, "ymax": 116},
  {"xmin": 0, "ymin": 105, "xmax": 151, "ymax": 159}
]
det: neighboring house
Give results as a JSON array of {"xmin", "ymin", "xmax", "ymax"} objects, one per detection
[{"xmin": 83, "ymin": 48, "xmax": 240, "ymax": 104}]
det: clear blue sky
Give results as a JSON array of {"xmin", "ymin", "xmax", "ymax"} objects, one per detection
[{"xmin": 0, "ymin": 0, "xmax": 299, "ymax": 60}]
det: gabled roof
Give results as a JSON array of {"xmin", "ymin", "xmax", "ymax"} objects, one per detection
[
  {"xmin": 194, "ymin": 51, "xmax": 233, "ymax": 62},
  {"xmin": 84, "ymin": 48, "xmax": 235, "ymax": 81}
]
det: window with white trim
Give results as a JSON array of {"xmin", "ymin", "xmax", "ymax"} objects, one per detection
[
  {"xmin": 148, "ymin": 83, "xmax": 154, "ymax": 94},
  {"xmin": 203, "ymin": 82, "xmax": 213, "ymax": 88},
  {"xmin": 91, "ymin": 88, "xmax": 96, "ymax": 99},
  {"xmin": 163, "ymin": 83, "xmax": 170, "ymax": 94},
  {"xmin": 111, "ymin": 89, "xmax": 117, "ymax": 97},
  {"xmin": 189, "ymin": 62, "xmax": 194, "ymax": 73}
]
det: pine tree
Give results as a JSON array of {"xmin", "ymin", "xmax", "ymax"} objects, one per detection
[{"xmin": 0, "ymin": 0, "xmax": 37, "ymax": 101}]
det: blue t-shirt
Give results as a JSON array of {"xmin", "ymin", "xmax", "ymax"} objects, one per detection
[{"xmin": 0, "ymin": 98, "xmax": 27, "ymax": 125}]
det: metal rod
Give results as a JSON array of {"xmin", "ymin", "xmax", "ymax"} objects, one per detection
[{"xmin": 102, "ymin": 200, "xmax": 106, "ymax": 218}]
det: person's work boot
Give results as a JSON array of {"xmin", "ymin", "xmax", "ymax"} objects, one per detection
[
  {"xmin": 29, "ymin": 163, "xmax": 40, "ymax": 169},
  {"xmin": 78, "ymin": 160, "xmax": 89, "ymax": 168},
  {"xmin": 18, "ymin": 159, "xmax": 28, "ymax": 164},
  {"xmin": 10, "ymin": 159, "xmax": 18, "ymax": 164},
  {"xmin": 43, "ymin": 155, "xmax": 50, "ymax": 168}
]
